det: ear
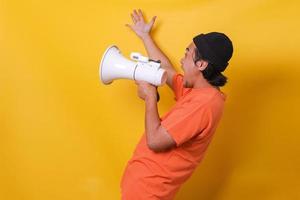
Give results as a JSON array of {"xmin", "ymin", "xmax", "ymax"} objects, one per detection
[{"xmin": 195, "ymin": 60, "xmax": 209, "ymax": 71}]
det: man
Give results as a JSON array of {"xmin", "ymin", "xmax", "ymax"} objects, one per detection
[{"xmin": 121, "ymin": 9, "xmax": 233, "ymax": 200}]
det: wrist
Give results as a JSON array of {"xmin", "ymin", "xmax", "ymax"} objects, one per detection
[
  {"xmin": 141, "ymin": 34, "xmax": 152, "ymax": 41},
  {"xmin": 145, "ymin": 93, "xmax": 157, "ymax": 103}
]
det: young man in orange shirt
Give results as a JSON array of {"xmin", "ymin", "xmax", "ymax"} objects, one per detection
[{"xmin": 121, "ymin": 9, "xmax": 233, "ymax": 200}]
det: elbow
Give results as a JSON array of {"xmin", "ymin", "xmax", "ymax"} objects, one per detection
[
  {"xmin": 146, "ymin": 130, "xmax": 164, "ymax": 152},
  {"xmin": 146, "ymin": 128, "xmax": 176, "ymax": 152},
  {"xmin": 147, "ymin": 142, "xmax": 164, "ymax": 153},
  {"xmin": 147, "ymin": 140, "xmax": 174, "ymax": 153}
]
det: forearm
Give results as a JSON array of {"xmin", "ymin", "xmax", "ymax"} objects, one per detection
[
  {"xmin": 144, "ymin": 96, "xmax": 161, "ymax": 147},
  {"xmin": 142, "ymin": 35, "xmax": 174, "ymax": 71}
]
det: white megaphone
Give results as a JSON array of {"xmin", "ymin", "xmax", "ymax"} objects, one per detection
[{"xmin": 99, "ymin": 45, "xmax": 167, "ymax": 86}]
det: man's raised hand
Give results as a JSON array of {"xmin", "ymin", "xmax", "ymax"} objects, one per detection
[{"xmin": 126, "ymin": 9, "xmax": 157, "ymax": 40}]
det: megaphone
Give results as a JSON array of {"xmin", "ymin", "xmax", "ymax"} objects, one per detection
[{"xmin": 99, "ymin": 45, "xmax": 167, "ymax": 86}]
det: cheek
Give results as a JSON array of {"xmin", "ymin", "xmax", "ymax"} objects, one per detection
[{"xmin": 188, "ymin": 55, "xmax": 195, "ymax": 65}]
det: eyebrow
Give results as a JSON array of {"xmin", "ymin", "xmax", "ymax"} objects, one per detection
[{"xmin": 186, "ymin": 48, "xmax": 189, "ymax": 51}]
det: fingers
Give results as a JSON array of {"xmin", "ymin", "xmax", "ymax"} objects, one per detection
[
  {"xmin": 137, "ymin": 9, "xmax": 144, "ymax": 19},
  {"xmin": 135, "ymin": 80, "xmax": 141, "ymax": 85},
  {"xmin": 135, "ymin": 80, "xmax": 147, "ymax": 85},
  {"xmin": 131, "ymin": 13, "xmax": 137, "ymax": 24},
  {"xmin": 149, "ymin": 16, "xmax": 157, "ymax": 27},
  {"xmin": 130, "ymin": 9, "xmax": 146, "ymax": 24},
  {"xmin": 125, "ymin": 24, "xmax": 132, "ymax": 29},
  {"xmin": 133, "ymin": 10, "xmax": 140, "ymax": 22},
  {"xmin": 135, "ymin": 80, "xmax": 143, "ymax": 85},
  {"xmin": 137, "ymin": 9, "xmax": 146, "ymax": 23}
]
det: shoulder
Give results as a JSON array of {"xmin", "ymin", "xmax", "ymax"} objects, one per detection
[{"xmin": 186, "ymin": 89, "xmax": 226, "ymax": 118}]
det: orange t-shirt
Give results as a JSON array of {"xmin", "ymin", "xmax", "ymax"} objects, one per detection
[{"xmin": 120, "ymin": 74, "xmax": 226, "ymax": 200}]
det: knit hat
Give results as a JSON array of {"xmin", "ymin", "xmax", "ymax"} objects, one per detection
[{"xmin": 193, "ymin": 32, "xmax": 233, "ymax": 72}]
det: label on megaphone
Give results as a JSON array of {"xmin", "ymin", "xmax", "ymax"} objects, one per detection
[{"xmin": 130, "ymin": 52, "xmax": 149, "ymax": 62}]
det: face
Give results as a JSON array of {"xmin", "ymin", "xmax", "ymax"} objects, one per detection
[{"xmin": 180, "ymin": 42, "xmax": 200, "ymax": 88}]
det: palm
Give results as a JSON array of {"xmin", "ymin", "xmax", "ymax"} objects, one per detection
[{"xmin": 133, "ymin": 21, "xmax": 152, "ymax": 35}]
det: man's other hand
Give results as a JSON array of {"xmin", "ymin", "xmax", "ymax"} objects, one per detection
[{"xmin": 135, "ymin": 80, "xmax": 157, "ymax": 101}]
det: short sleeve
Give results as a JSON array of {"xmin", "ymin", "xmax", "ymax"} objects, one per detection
[
  {"xmin": 161, "ymin": 102, "xmax": 211, "ymax": 147},
  {"xmin": 172, "ymin": 73, "xmax": 184, "ymax": 101}
]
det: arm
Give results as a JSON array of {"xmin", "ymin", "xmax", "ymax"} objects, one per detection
[
  {"xmin": 142, "ymin": 35, "xmax": 177, "ymax": 90},
  {"xmin": 136, "ymin": 81, "xmax": 176, "ymax": 152},
  {"xmin": 126, "ymin": 9, "xmax": 177, "ymax": 90}
]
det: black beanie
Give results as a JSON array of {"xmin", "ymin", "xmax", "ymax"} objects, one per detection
[{"xmin": 193, "ymin": 32, "xmax": 233, "ymax": 72}]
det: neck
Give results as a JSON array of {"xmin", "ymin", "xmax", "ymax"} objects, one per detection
[{"xmin": 192, "ymin": 74, "xmax": 220, "ymax": 90}]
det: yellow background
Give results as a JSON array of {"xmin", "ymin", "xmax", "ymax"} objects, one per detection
[{"xmin": 1, "ymin": 0, "xmax": 300, "ymax": 199}]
